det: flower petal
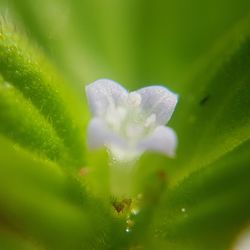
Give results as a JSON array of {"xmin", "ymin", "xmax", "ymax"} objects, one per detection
[
  {"xmin": 136, "ymin": 86, "xmax": 178, "ymax": 125},
  {"xmin": 87, "ymin": 117, "xmax": 127, "ymax": 149},
  {"xmin": 138, "ymin": 126, "xmax": 177, "ymax": 157},
  {"xmin": 87, "ymin": 118, "xmax": 141, "ymax": 162},
  {"xmin": 85, "ymin": 79, "xmax": 128, "ymax": 116}
]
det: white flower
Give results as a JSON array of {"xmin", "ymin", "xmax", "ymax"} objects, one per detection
[{"xmin": 85, "ymin": 79, "xmax": 178, "ymax": 162}]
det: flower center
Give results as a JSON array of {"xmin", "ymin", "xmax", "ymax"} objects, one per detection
[
  {"xmin": 127, "ymin": 92, "xmax": 142, "ymax": 107},
  {"xmin": 104, "ymin": 92, "xmax": 157, "ymax": 144}
]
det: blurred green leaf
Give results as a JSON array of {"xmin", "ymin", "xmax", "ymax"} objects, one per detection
[
  {"xmin": 0, "ymin": 1, "xmax": 250, "ymax": 250},
  {"xmin": 0, "ymin": 230, "xmax": 44, "ymax": 250},
  {"xmin": 0, "ymin": 136, "xmax": 122, "ymax": 250},
  {"xmin": 147, "ymin": 140, "xmax": 250, "ymax": 250},
  {"xmin": 0, "ymin": 21, "xmax": 87, "ymax": 168},
  {"xmin": 5, "ymin": 0, "xmax": 106, "ymax": 84},
  {"xmin": 129, "ymin": 14, "xmax": 250, "ymax": 250},
  {"xmin": 170, "ymin": 15, "xmax": 250, "ymax": 183},
  {"xmin": 0, "ymin": 77, "xmax": 68, "ymax": 163}
]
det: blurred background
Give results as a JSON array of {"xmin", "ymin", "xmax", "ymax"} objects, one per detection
[
  {"xmin": 0, "ymin": 1, "xmax": 250, "ymax": 249},
  {"xmin": 1, "ymin": 0, "xmax": 250, "ymax": 92}
]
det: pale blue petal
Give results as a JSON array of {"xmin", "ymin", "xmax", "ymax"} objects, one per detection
[
  {"xmin": 138, "ymin": 126, "xmax": 177, "ymax": 157},
  {"xmin": 87, "ymin": 117, "xmax": 127, "ymax": 149},
  {"xmin": 136, "ymin": 86, "xmax": 178, "ymax": 125},
  {"xmin": 85, "ymin": 79, "xmax": 128, "ymax": 116}
]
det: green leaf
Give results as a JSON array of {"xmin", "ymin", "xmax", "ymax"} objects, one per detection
[
  {"xmin": 6, "ymin": 0, "xmax": 105, "ymax": 84},
  {"xmin": 0, "ymin": 77, "xmax": 68, "ymax": 163},
  {"xmin": 0, "ymin": 136, "xmax": 122, "ymax": 250},
  {"xmin": 0, "ymin": 21, "xmax": 87, "ymax": 168},
  {"xmin": 170, "ymin": 15, "xmax": 250, "ymax": 183},
  {"xmin": 0, "ymin": 230, "xmax": 44, "ymax": 250},
  {"xmin": 130, "ymin": 15, "xmax": 250, "ymax": 250},
  {"xmin": 147, "ymin": 140, "xmax": 250, "ymax": 250},
  {"xmin": 0, "ymin": 1, "xmax": 250, "ymax": 250}
]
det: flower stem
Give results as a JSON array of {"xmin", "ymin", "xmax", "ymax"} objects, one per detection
[{"xmin": 109, "ymin": 161, "xmax": 136, "ymax": 197}]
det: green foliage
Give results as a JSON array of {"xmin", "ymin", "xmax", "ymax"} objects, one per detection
[
  {"xmin": 0, "ymin": 21, "xmax": 87, "ymax": 167},
  {"xmin": 0, "ymin": 77, "xmax": 67, "ymax": 162},
  {"xmin": 170, "ymin": 17, "xmax": 250, "ymax": 183},
  {"xmin": 0, "ymin": 136, "xmax": 122, "ymax": 250},
  {"xmin": 0, "ymin": 1, "xmax": 249, "ymax": 250},
  {"xmin": 146, "ymin": 141, "xmax": 250, "ymax": 250}
]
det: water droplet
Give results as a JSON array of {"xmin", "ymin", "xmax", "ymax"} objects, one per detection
[
  {"xmin": 131, "ymin": 207, "xmax": 140, "ymax": 215},
  {"xmin": 181, "ymin": 208, "xmax": 186, "ymax": 213},
  {"xmin": 125, "ymin": 218, "xmax": 134, "ymax": 233}
]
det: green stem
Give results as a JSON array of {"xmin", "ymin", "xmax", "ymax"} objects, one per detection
[{"xmin": 110, "ymin": 162, "xmax": 136, "ymax": 197}]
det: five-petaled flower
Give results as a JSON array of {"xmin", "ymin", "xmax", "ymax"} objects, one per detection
[{"xmin": 85, "ymin": 79, "xmax": 178, "ymax": 162}]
